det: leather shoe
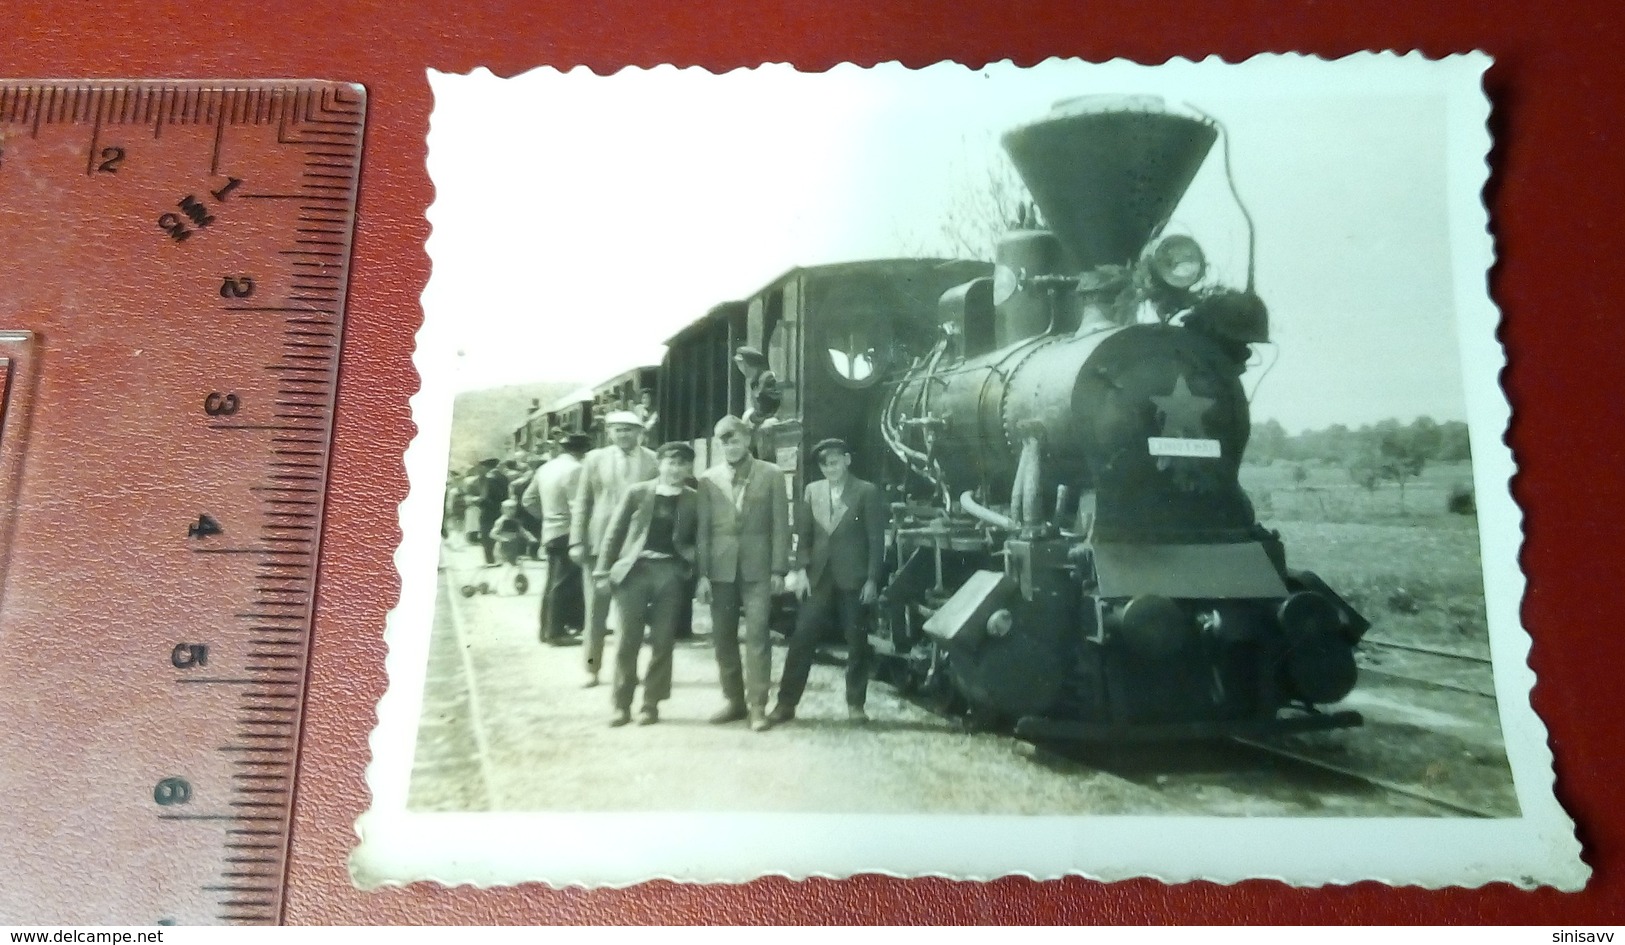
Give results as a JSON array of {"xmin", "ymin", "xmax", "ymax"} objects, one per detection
[
  {"xmin": 583, "ymin": 673, "xmax": 600, "ymax": 689},
  {"xmin": 637, "ymin": 706, "xmax": 659, "ymax": 726},
  {"xmin": 609, "ymin": 708, "xmax": 632, "ymax": 727},
  {"xmin": 766, "ymin": 703, "xmax": 795, "ymax": 725},
  {"xmin": 709, "ymin": 703, "xmax": 747, "ymax": 724},
  {"xmin": 748, "ymin": 708, "xmax": 771, "ymax": 732},
  {"xmin": 847, "ymin": 705, "xmax": 869, "ymax": 724}
]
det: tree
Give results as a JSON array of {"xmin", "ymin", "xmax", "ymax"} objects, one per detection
[
  {"xmin": 1377, "ymin": 429, "xmax": 1428, "ymax": 510},
  {"xmin": 895, "ymin": 133, "xmax": 1034, "ymax": 262},
  {"xmin": 1348, "ymin": 448, "xmax": 1382, "ymax": 493},
  {"xmin": 1437, "ymin": 420, "xmax": 1472, "ymax": 462},
  {"xmin": 1249, "ymin": 419, "xmax": 1290, "ymax": 465},
  {"xmin": 1409, "ymin": 415, "xmax": 1443, "ymax": 460}
]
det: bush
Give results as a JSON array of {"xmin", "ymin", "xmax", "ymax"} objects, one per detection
[{"xmin": 1447, "ymin": 481, "xmax": 1476, "ymax": 515}]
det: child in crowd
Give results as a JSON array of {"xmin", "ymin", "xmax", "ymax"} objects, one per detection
[{"xmin": 489, "ymin": 499, "xmax": 538, "ymax": 593}]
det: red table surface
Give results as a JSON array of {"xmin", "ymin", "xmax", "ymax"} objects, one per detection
[{"xmin": 4, "ymin": 0, "xmax": 1623, "ymax": 925}]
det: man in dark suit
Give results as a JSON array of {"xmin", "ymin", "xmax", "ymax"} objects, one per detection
[
  {"xmin": 770, "ymin": 438, "xmax": 886, "ymax": 724},
  {"xmin": 593, "ymin": 442, "xmax": 700, "ymax": 727},
  {"xmin": 696, "ymin": 414, "xmax": 790, "ymax": 731}
]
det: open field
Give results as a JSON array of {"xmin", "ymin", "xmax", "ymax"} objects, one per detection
[{"xmin": 1240, "ymin": 460, "xmax": 1490, "ymax": 656}]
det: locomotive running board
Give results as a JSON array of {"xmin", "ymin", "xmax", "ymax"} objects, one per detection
[{"xmin": 1014, "ymin": 710, "xmax": 1363, "ymax": 743}]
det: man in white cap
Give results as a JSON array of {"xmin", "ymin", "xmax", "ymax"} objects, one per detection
[
  {"xmin": 570, "ymin": 411, "xmax": 658, "ymax": 687},
  {"xmin": 695, "ymin": 414, "xmax": 790, "ymax": 731}
]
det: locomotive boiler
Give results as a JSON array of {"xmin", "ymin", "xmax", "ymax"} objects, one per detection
[{"xmin": 875, "ymin": 96, "xmax": 1369, "ymax": 739}]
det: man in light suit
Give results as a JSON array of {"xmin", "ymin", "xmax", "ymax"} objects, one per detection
[
  {"xmin": 695, "ymin": 415, "xmax": 790, "ymax": 731},
  {"xmin": 526, "ymin": 432, "xmax": 591, "ymax": 646},
  {"xmin": 569, "ymin": 411, "xmax": 658, "ymax": 686},
  {"xmin": 593, "ymin": 442, "xmax": 700, "ymax": 727},
  {"xmin": 771, "ymin": 438, "xmax": 887, "ymax": 725}
]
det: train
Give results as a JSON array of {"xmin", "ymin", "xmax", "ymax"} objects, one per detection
[{"xmin": 517, "ymin": 94, "xmax": 1369, "ymax": 741}]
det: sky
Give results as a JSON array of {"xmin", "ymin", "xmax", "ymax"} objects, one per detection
[{"xmin": 422, "ymin": 57, "xmax": 1488, "ymax": 433}]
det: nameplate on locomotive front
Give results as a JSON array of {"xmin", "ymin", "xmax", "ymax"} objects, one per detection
[{"xmin": 1148, "ymin": 436, "xmax": 1222, "ymax": 458}]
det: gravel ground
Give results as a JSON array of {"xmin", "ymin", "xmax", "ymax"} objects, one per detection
[{"xmin": 408, "ymin": 544, "xmax": 1508, "ymax": 818}]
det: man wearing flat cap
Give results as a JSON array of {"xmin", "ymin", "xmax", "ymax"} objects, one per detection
[
  {"xmin": 593, "ymin": 442, "xmax": 700, "ymax": 727},
  {"xmin": 528, "ymin": 432, "xmax": 592, "ymax": 646},
  {"xmin": 570, "ymin": 411, "xmax": 658, "ymax": 686},
  {"xmin": 771, "ymin": 437, "xmax": 887, "ymax": 725},
  {"xmin": 696, "ymin": 414, "xmax": 791, "ymax": 731},
  {"xmin": 733, "ymin": 345, "xmax": 781, "ymax": 428}
]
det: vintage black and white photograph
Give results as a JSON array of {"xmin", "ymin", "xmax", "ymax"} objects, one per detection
[{"xmin": 353, "ymin": 55, "xmax": 1585, "ymax": 889}]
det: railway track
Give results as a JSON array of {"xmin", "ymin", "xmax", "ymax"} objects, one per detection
[
  {"xmin": 1358, "ymin": 634, "xmax": 1497, "ymax": 698},
  {"xmin": 1230, "ymin": 736, "xmax": 1506, "ymax": 818}
]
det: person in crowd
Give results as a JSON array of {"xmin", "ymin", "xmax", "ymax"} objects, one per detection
[
  {"xmin": 529, "ymin": 432, "xmax": 591, "ymax": 646},
  {"xmin": 511, "ymin": 453, "xmax": 546, "ymax": 558},
  {"xmin": 570, "ymin": 412, "xmax": 658, "ymax": 686},
  {"xmin": 593, "ymin": 442, "xmax": 700, "ymax": 727},
  {"xmin": 462, "ymin": 470, "xmax": 487, "ymax": 548},
  {"xmin": 635, "ymin": 388, "xmax": 659, "ymax": 433},
  {"xmin": 477, "ymin": 460, "xmax": 511, "ymax": 566},
  {"xmin": 733, "ymin": 346, "xmax": 781, "ymax": 428},
  {"xmin": 695, "ymin": 415, "xmax": 790, "ymax": 731},
  {"xmin": 771, "ymin": 438, "xmax": 887, "ymax": 725},
  {"xmin": 443, "ymin": 472, "xmax": 467, "ymax": 542},
  {"xmin": 488, "ymin": 499, "xmax": 538, "ymax": 592}
]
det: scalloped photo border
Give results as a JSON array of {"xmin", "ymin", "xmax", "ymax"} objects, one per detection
[{"xmin": 352, "ymin": 52, "xmax": 1587, "ymax": 891}]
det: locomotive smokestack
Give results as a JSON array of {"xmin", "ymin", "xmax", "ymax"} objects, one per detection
[{"xmin": 1002, "ymin": 95, "xmax": 1217, "ymax": 271}]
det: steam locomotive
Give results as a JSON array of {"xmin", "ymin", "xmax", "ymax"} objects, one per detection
[
  {"xmin": 872, "ymin": 96, "xmax": 1370, "ymax": 739},
  {"xmin": 548, "ymin": 95, "xmax": 1370, "ymax": 740}
]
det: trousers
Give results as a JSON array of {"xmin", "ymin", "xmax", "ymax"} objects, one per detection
[
  {"xmin": 581, "ymin": 554, "xmax": 618, "ymax": 675},
  {"xmin": 777, "ymin": 576, "xmax": 869, "ymax": 709},
  {"xmin": 539, "ymin": 535, "xmax": 583, "ymax": 642},
  {"xmin": 611, "ymin": 558, "xmax": 686, "ymax": 710},
  {"xmin": 709, "ymin": 580, "xmax": 772, "ymax": 710}
]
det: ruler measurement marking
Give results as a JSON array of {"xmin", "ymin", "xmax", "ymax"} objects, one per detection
[
  {"xmin": 226, "ymin": 306, "xmax": 332, "ymax": 313},
  {"xmin": 159, "ymin": 814, "xmax": 279, "ymax": 822},
  {"xmin": 83, "ymin": 92, "xmax": 104, "ymax": 176},
  {"xmin": 210, "ymin": 107, "xmax": 227, "ymax": 174}
]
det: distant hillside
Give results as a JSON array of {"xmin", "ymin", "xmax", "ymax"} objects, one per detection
[{"xmin": 447, "ymin": 381, "xmax": 579, "ymax": 469}]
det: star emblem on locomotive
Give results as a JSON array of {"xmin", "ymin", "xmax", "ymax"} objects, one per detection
[{"xmin": 1151, "ymin": 374, "xmax": 1215, "ymax": 438}]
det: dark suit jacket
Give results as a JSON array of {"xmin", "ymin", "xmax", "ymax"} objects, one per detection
[
  {"xmin": 696, "ymin": 457, "xmax": 790, "ymax": 583},
  {"xmin": 594, "ymin": 481, "xmax": 699, "ymax": 586},
  {"xmin": 792, "ymin": 475, "xmax": 886, "ymax": 591}
]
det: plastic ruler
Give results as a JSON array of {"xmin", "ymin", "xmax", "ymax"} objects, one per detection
[{"xmin": 0, "ymin": 80, "xmax": 364, "ymax": 925}]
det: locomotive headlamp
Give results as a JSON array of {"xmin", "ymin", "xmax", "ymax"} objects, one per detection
[{"xmin": 1149, "ymin": 234, "xmax": 1206, "ymax": 289}]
